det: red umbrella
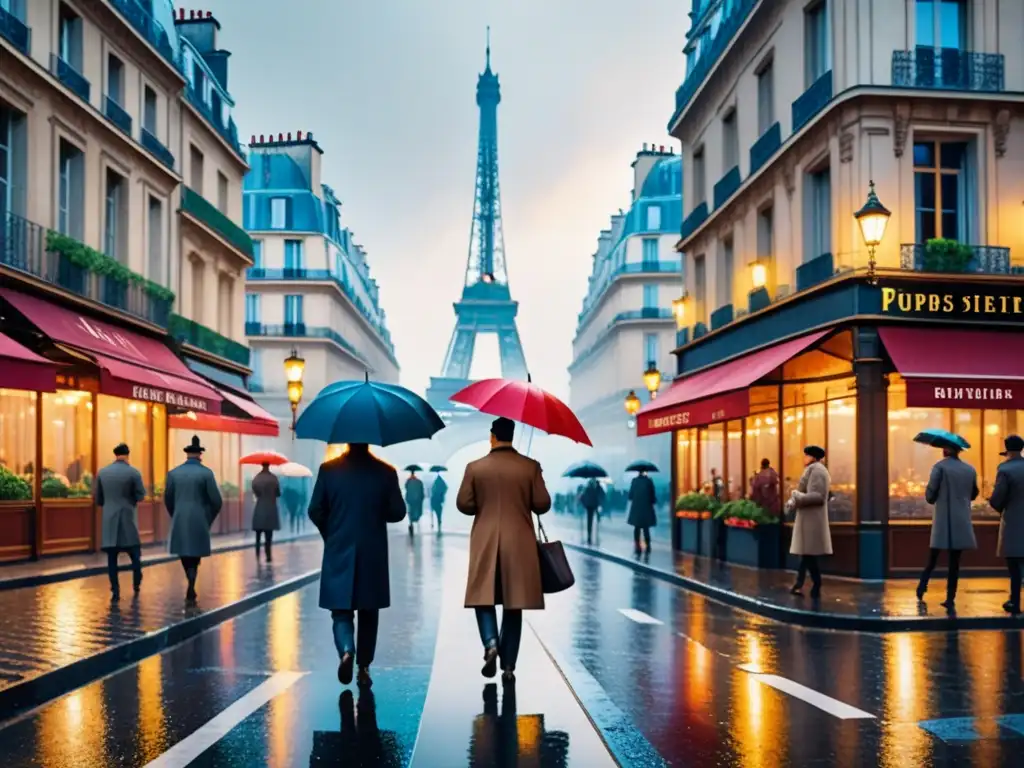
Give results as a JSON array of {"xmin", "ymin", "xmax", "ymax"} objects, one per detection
[
  {"xmin": 450, "ymin": 378, "xmax": 592, "ymax": 446},
  {"xmin": 240, "ymin": 450, "xmax": 289, "ymax": 466}
]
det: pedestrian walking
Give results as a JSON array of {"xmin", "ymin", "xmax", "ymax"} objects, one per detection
[
  {"xmin": 627, "ymin": 470, "xmax": 657, "ymax": 554},
  {"xmin": 405, "ymin": 468, "xmax": 424, "ymax": 536},
  {"xmin": 750, "ymin": 458, "xmax": 781, "ymax": 517},
  {"xmin": 579, "ymin": 478, "xmax": 604, "ymax": 544},
  {"xmin": 251, "ymin": 462, "xmax": 281, "ymax": 561},
  {"xmin": 430, "ymin": 474, "xmax": 448, "ymax": 532},
  {"xmin": 94, "ymin": 442, "xmax": 146, "ymax": 600},
  {"xmin": 787, "ymin": 445, "xmax": 833, "ymax": 599},
  {"xmin": 916, "ymin": 444, "xmax": 978, "ymax": 609},
  {"xmin": 308, "ymin": 443, "xmax": 406, "ymax": 687},
  {"xmin": 458, "ymin": 417, "xmax": 552, "ymax": 682},
  {"xmin": 989, "ymin": 435, "xmax": 1024, "ymax": 614},
  {"xmin": 165, "ymin": 435, "xmax": 223, "ymax": 603}
]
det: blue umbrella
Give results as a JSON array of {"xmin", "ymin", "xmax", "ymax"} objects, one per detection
[
  {"xmin": 429, "ymin": 465, "xmax": 447, "ymax": 473},
  {"xmin": 404, "ymin": 464, "xmax": 424, "ymax": 473},
  {"xmin": 625, "ymin": 460, "xmax": 659, "ymax": 473},
  {"xmin": 914, "ymin": 428, "xmax": 970, "ymax": 451},
  {"xmin": 295, "ymin": 376, "xmax": 445, "ymax": 446},
  {"xmin": 563, "ymin": 461, "xmax": 608, "ymax": 479}
]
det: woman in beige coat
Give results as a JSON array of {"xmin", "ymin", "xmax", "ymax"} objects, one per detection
[{"xmin": 787, "ymin": 445, "xmax": 832, "ymax": 598}]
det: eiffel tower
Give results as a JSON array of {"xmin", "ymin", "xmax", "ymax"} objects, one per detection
[{"xmin": 426, "ymin": 29, "xmax": 528, "ymax": 415}]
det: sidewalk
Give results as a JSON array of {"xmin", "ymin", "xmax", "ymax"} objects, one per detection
[
  {"xmin": 0, "ymin": 526, "xmax": 317, "ymax": 591},
  {"xmin": 544, "ymin": 516, "xmax": 1023, "ymax": 632},
  {"xmin": 0, "ymin": 536, "xmax": 323, "ymax": 723}
]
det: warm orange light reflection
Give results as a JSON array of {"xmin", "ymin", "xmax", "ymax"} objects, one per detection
[
  {"xmin": 267, "ymin": 592, "xmax": 301, "ymax": 765},
  {"xmin": 517, "ymin": 714, "xmax": 543, "ymax": 758},
  {"xmin": 51, "ymin": 582, "xmax": 85, "ymax": 663},
  {"xmin": 879, "ymin": 634, "xmax": 930, "ymax": 765},
  {"xmin": 37, "ymin": 683, "xmax": 107, "ymax": 762},
  {"xmin": 325, "ymin": 443, "xmax": 349, "ymax": 461},
  {"xmin": 137, "ymin": 655, "xmax": 165, "ymax": 760}
]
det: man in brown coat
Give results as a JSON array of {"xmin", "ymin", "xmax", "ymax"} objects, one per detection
[{"xmin": 457, "ymin": 416, "xmax": 551, "ymax": 682}]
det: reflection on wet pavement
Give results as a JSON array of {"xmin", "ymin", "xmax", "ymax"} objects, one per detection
[{"xmin": 309, "ymin": 689, "xmax": 403, "ymax": 767}]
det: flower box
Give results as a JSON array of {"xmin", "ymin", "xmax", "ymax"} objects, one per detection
[
  {"xmin": 676, "ymin": 511, "xmax": 713, "ymax": 554},
  {"xmin": 724, "ymin": 521, "xmax": 781, "ymax": 568}
]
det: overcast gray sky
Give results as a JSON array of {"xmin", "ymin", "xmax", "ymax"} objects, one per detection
[{"xmin": 203, "ymin": 0, "xmax": 690, "ymax": 398}]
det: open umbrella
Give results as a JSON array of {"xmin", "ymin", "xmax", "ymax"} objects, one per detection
[
  {"xmin": 278, "ymin": 461, "xmax": 313, "ymax": 478},
  {"xmin": 625, "ymin": 460, "xmax": 659, "ymax": 473},
  {"xmin": 563, "ymin": 461, "xmax": 608, "ymax": 479},
  {"xmin": 404, "ymin": 464, "xmax": 424, "ymax": 473},
  {"xmin": 429, "ymin": 465, "xmax": 447, "ymax": 472},
  {"xmin": 450, "ymin": 377, "xmax": 591, "ymax": 446},
  {"xmin": 914, "ymin": 428, "xmax": 971, "ymax": 451},
  {"xmin": 240, "ymin": 450, "xmax": 288, "ymax": 466},
  {"xmin": 295, "ymin": 375, "xmax": 445, "ymax": 447}
]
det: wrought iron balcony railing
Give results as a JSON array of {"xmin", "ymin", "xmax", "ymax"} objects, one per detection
[
  {"xmin": 792, "ymin": 70, "xmax": 833, "ymax": 133},
  {"xmin": 104, "ymin": 96, "xmax": 132, "ymax": 136},
  {"xmin": 0, "ymin": 210, "xmax": 173, "ymax": 327},
  {"xmin": 245, "ymin": 323, "xmax": 368, "ymax": 365},
  {"xmin": 180, "ymin": 186, "xmax": 254, "ymax": 259},
  {"xmin": 892, "ymin": 48, "xmax": 1004, "ymax": 92},
  {"xmin": 108, "ymin": 0, "xmax": 180, "ymax": 71},
  {"xmin": 0, "ymin": 5, "xmax": 30, "ymax": 55},
  {"xmin": 899, "ymin": 243, "xmax": 1011, "ymax": 275},
  {"xmin": 140, "ymin": 127, "xmax": 175, "ymax": 170},
  {"xmin": 169, "ymin": 313, "xmax": 250, "ymax": 366},
  {"xmin": 50, "ymin": 54, "xmax": 90, "ymax": 103},
  {"xmin": 680, "ymin": 202, "xmax": 709, "ymax": 241}
]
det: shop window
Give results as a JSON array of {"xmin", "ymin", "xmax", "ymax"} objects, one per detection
[
  {"xmin": 983, "ymin": 410, "xmax": 1019, "ymax": 502},
  {"xmin": 676, "ymin": 429, "xmax": 697, "ymax": 499},
  {"xmin": 169, "ymin": 429, "xmax": 240, "ymax": 500},
  {"xmin": 0, "ymin": 389, "xmax": 36, "ymax": 500},
  {"xmin": 782, "ymin": 403, "xmax": 825, "ymax": 499},
  {"xmin": 97, "ymin": 395, "xmax": 152, "ymax": 492},
  {"xmin": 745, "ymin": 412, "xmax": 779, "ymax": 495},
  {"xmin": 887, "ymin": 383, "xmax": 950, "ymax": 520},
  {"xmin": 827, "ymin": 398, "xmax": 856, "ymax": 521},
  {"xmin": 726, "ymin": 420, "xmax": 743, "ymax": 499},
  {"xmin": 41, "ymin": 390, "xmax": 93, "ymax": 498},
  {"xmin": 952, "ymin": 408, "xmax": 992, "ymax": 520},
  {"xmin": 152, "ymin": 405, "xmax": 167, "ymax": 497},
  {"xmin": 698, "ymin": 424, "xmax": 724, "ymax": 496}
]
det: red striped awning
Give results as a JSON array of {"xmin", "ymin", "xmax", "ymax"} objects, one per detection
[{"xmin": 0, "ymin": 332, "xmax": 57, "ymax": 392}]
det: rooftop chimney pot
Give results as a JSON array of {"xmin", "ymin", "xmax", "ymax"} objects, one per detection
[
  {"xmin": 287, "ymin": 132, "xmax": 292, "ymax": 141},
  {"xmin": 250, "ymin": 135, "xmax": 255, "ymax": 144},
  {"xmin": 206, "ymin": 11, "xmax": 212, "ymax": 17},
  {"xmin": 259, "ymin": 134, "xmax": 264, "ymax": 142},
  {"xmin": 189, "ymin": 10, "xmax": 195, "ymax": 19},
  {"xmin": 308, "ymin": 132, "xmax": 314, "ymax": 140},
  {"xmin": 642, "ymin": 142, "xmax": 648, "ymax": 151},
  {"xmin": 278, "ymin": 133, "xmax": 283, "ymax": 141},
  {"xmin": 660, "ymin": 145, "xmax": 665, "ymax": 152},
  {"xmin": 297, "ymin": 131, "xmax": 303, "ymax": 140}
]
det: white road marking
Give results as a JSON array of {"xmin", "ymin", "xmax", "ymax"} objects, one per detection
[
  {"xmin": 679, "ymin": 631, "xmax": 732, "ymax": 660},
  {"xmin": 143, "ymin": 671, "xmax": 306, "ymax": 767},
  {"xmin": 739, "ymin": 668, "xmax": 875, "ymax": 720},
  {"xmin": 618, "ymin": 608, "xmax": 663, "ymax": 625}
]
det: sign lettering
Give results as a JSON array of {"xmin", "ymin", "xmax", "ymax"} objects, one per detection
[
  {"xmin": 131, "ymin": 385, "xmax": 209, "ymax": 412},
  {"xmin": 932, "ymin": 385, "xmax": 1013, "ymax": 402},
  {"xmin": 880, "ymin": 286, "xmax": 1024, "ymax": 319},
  {"xmin": 76, "ymin": 316, "xmax": 143, "ymax": 358}
]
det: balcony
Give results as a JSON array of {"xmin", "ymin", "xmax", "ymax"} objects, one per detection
[
  {"xmin": 795, "ymin": 252, "xmax": 836, "ymax": 292},
  {"xmin": 713, "ymin": 166, "xmax": 741, "ymax": 210},
  {"xmin": 749, "ymin": 122, "xmax": 781, "ymax": 176},
  {"xmin": 792, "ymin": 70, "xmax": 833, "ymax": 133},
  {"xmin": 680, "ymin": 202, "xmax": 709, "ymax": 241},
  {"xmin": 180, "ymin": 186, "xmax": 254, "ymax": 259},
  {"xmin": 104, "ymin": 96, "xmax": 132, "ymax": 136},
  {"xmin": 246, "ymin": 323, "xmax": 368, "ymax": 364},
  {"xmin": 108, "ymin": 0, "xmax": 180, "ymax": 72},
  {"xmin": 141, "ymin": 127, "xmax": 175, "ymax": 170},
  {"xmin": 899, "ymin": 242, "xmax": 1011, "ymax": 276},
  {"xmin": 0, "ymin": 211, "xmax": 174, "ymax": 327},
  {"xmin": 169, "ymin": 313, "xmax": 250, "ymax": 367},
  {"xmin": 0, "ymin": 5, "xmax": 30, "ymax": 55},
  {"xmin": 618, "ymin": 308, "xmax": 673, "ymax": 322},
  {"xmin": 709, "ymin": 303, "xmax": 734, "ymax": 330},
  {"xmin": 185, "ymin": 87, "xmax": 245, "ymax": 159},
  {"xmin": 892, "ymin": 48, "xmax": 1004, "ymax": 92},
  {"xmin": 50, "ymin": 54, "xmax": 90, "ymax": 103}
]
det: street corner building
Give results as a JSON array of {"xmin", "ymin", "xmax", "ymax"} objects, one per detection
[
  {"xmin": 0, "ymin": 2, "xmax": 277, "ymax": 561},
  {"xmin": 639, "ymin": 0, "xmax": 1024, "ymax": 578}
]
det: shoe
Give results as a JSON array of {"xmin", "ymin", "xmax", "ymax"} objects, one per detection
[
  {"xmin": 338, "ymin": 652, "xmax": 354, "ymax": 685},
  {"xmin": 940, "ymin": 599, "xmax": 955, "ymax": 611},
  {"xmin": 357, "ymin": 666, "xmax": 372, "ymax": 688},
  {"xmin": 481, "ymin": 645, "xmax": 498, "ymax": 678},
  {"xmin": 1003, "ymin": 600, "xmax": 1020, "ymax": 614},
  {"xmin": 916, "ymin": 583, "xmax": 927, "ymax": 601},
  {"xmin": 789, "ymin": 585, "xmax": 804, "ymax": 595},
  {"xmin": 133, "ymin": 572, "xmax": 143, "ymax": 593}
]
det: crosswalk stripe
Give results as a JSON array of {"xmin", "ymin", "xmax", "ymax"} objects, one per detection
[
  {"xmin": 143, "ymin": 671, "xmax": 306, "ymax": 767},
  {"xmin": 618, "ymin": 608, "xmax": 663, "ymax": 625},
  {"xmin": 739, "ymin": 668, "xmax": 875, "ymax": 720}
]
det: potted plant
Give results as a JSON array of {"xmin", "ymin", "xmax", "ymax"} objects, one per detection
[
  {"xmin": 674, "ymin": 491, "xmax": 719, "ymax": 555},
  {"xmin": 923, "ymin": 238, "xmax": 973, "ymax": 273},
  {"xmin": 46, "ymin": 230, "xmax": 95, "ymax": 294},
  {"xmin": 41, "ymin": 473, "xmax": 71, "ymax": 499},
  {"xmin": 714, "ymin": 498, "xmax": 781, "ymax": 568},
  {"xmin": 0, "ymin": 466, "xmax": 32, "ymax": 502}
]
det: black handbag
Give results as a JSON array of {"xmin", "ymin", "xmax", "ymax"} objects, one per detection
[{"xmin": 535, "ymin": 515, "xmax": 575, "ymax": 594}]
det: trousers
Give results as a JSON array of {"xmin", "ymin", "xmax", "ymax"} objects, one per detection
[
  {"xmin": 794, "ymin": 554, "xmax": 822, "ymax": 589},
  {"xmin": 1008, "ymin": 557, "xmax": 1022, "ymax": 607},
  {"xmin": 331, "ymin": 609, "xmax": 380, "ymax": 667},
  {"xmin": 106, "ymin": 545, "xmax": 142, "ymax": 591},
  {"xmin": 475, "ymin": 607, "xmax": 523, "ymax": 671},
  {"xmin": 255, "ymin": 530, "xmax": 273, "ymax": 558},
  {"xmin": 633, "ymin": 526, "xmax": 651, "ymax": 549},
  {"xmin": 918, "ymin": 548, "xmax": 962, "ymax": 600},
  {"xmin": 585, "ymin": 508, "xmax": 598, "ymax": 540}
]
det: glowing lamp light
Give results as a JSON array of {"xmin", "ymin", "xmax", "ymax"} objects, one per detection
[
  {"xmin": 750, "ymin": 260, "xmax": 768, "ymax": 289},
  {"xmin": 854, "ymin": 180, "xmax": 891, "ymax": 285},
  {"xmin": 643, "ymin": 361, "xmax": 662, "ymax": 397},
  {"xmin": 624, "ymin": 390, "xmax": 641, "ymax": 416},
  {"xmin": 287, "ymin": 380, "xmax": 304, "ymax": 407},
  {"xmin": 284, "ymin": 348, "xmax": 306, "ymax": 384},
  {"xmin": 671, "ymin": 292, "xmax": 689, "ymax": 329}
]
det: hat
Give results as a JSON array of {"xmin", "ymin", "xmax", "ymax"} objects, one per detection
[
  {"xmin": 490, "ymin": 416, "xmax": 516, "ymax": 443},
  {"xmin": 804, "ymin": 445, "xmax": 826, "ymax": 461},
  {"xmin": 1001, "ymin": 434, "xmax": 1024, "ymax": 456},
  {"xmin": 113, "ymin": 443, "xmax": 130, "ymax": 457},
  {"xmin": 184, "ymin": 435, "xmax": 205, "ymax": 454}
]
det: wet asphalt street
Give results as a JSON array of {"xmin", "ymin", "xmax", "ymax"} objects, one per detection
[{"xmin": 3, "ymin": 524, "xmax": 1024, "ymax": 766}]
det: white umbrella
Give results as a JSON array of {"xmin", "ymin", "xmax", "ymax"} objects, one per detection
[{"xmin": 277, "ymin": 462, "xmax": 313, "ymax": 478}]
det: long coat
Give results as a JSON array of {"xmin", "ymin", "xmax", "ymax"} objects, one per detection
[
  {"xmin": 579, "ymin": 479, "xmax": 604, "ymax": 512},
  {"xmin": 251, "ymin": 469, "xmax": 281, "ymax": 531},
  {"xmin": 430, "ymin": 476, "xmax": 447, "ymax": 515},
  {"xmin": 94, "ymin": 460, "xmax": 146, "ymax": 550},
  {"xmin": 458, "ymin": 446, "xmax": 552, "ymax": 610},
  {"xmin": 924, "ymin": 455, "xmax": 978, "ymax": 551},
  {"xmin": 626, "ymin": 474, "xmax": 657, "ymax": 528},
  {"xmin": 405, "ymin": 476, "xmax": 424, "ymax": 522},
  {"xmin": 789, "ymin": 461, "xmax": 833, "ymax": 556},
  {"xmin": 308, "ymin": 450, "xmax": 406, "ymax": 610},
  {"xmin": 991, "ymin": 456, "xmax": 1024, "ymax": 558},
  {"xmin": 165, "ymin": 458, "xmax": 223, "ymax": 557}
]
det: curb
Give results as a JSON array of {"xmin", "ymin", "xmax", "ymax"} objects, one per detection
[
  {"xmin": 563, "ymin": 543, "xmax": 1022, "ymax": 633},
  {"xmin": 0, "ymin": 533, "xmax": 319, "ymax": 592},
  {"xmin": 0, "ymin": 568, "xmax": 321, "ymax": 724}
]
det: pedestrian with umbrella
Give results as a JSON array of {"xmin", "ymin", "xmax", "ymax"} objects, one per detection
[
  {"xmin": 299, "ymin": 375, "xmax": 445, "ymax": 687},
  {"xmin": 165, "ymin": 435, "xmax": 223, "ymax": 603},
  {"xmin": 279, "ymin": 462, "xmax": 313, "ymax": 534},
  {"xmin": 989, "ymin": 434, "xmax": 1024, "ymax": 614},
  {"xmin": 404, "ymin": 465, "xmax": 425, "ymax": 536},
  {"xmin": 625, "ymin": 460, "xmax": 658, "ymax": 554},
  {"xmin": 914, "ymin": 429, "xmax": 978, "ymax": 610},
  {"xmin": 429, "ymin": 465, "xmax": 448, "ymax": 532},
  {"xmin": 241, "ymin": 451, "xmax": 288, "ymax": 560},
  {"xmin": 565, "ymin": 461, "xmax": 608, "ymax": 544}
]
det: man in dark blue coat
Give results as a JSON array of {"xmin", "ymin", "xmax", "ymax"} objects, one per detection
[{"xmin": 308, "ymin": 443, "xmax": 406, "ymax": 687}]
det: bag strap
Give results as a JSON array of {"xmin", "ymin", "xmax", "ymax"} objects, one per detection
[{"xmin": 534, "ymin": 513, "xmax": 549, "ymax": 543}]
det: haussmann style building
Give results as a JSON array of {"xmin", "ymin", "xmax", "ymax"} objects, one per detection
[{"xmin": 638, "ymin": 0, "xmax": 1024, "ymax": 578}]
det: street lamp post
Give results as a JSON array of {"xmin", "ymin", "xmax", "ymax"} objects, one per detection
[
  {"xmin": 284, "ymin": 348, "xmax": 306, "ymax": 438},
  {"xmin": 643, "ymin": 361, "xmax": 662, "ymax": 400},
  {"xmin": 854, "ymin": 180, "xmax": 891, "ymax": 286}
]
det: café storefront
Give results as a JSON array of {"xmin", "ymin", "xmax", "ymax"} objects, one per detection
[
  {"xmin": 638, "ymin": 274, "xmax": 1024, "ymax": 579},
  {"xmin": 0, "ymin": 286, "xmax": 271, "ymax": 561}
]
